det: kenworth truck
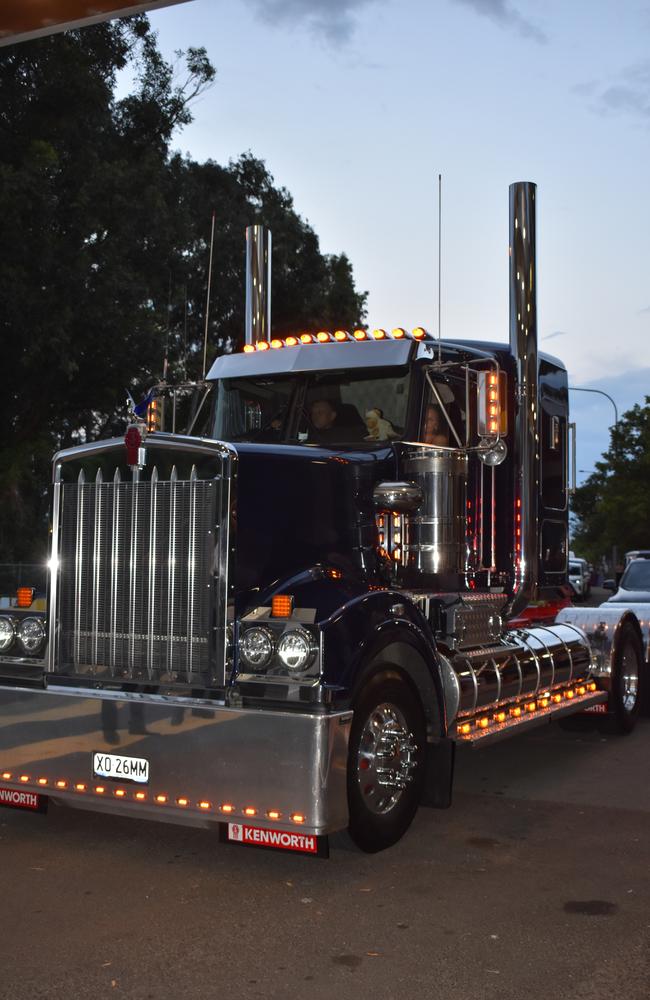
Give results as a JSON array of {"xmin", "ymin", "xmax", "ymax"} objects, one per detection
[{"xmin": 0, "ymin": 182, "xmax": 648, "ymax": 854}]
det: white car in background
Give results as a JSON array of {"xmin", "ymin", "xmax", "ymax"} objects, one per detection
[{"xmin": 569, "ymin": 558, "xmax": 591, "ymax": 600}]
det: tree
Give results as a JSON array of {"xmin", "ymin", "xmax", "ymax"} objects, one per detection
[
  {"xmin": 0, "ymin": 20, "xmax": 367, "ymax": 563},
  {"xmin": 571, "ymin": 398, "xmax": 650, "ymax": 563}
]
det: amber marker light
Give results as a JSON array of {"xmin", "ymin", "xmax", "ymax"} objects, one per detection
[
  {"xmin": 220, "ymin": 803, "xmax": 235, "ymax": 814},
  {"xmin": 510, "ymin": 706, "xmax": 522, "ymax": 718},
  {"xmin": 291, "ymin": 813, "xmax": 306, "ymax": 824},
  {"xmin": 539, "ymin": 697, "xmax": 550, "ymax": 709},
  {"xmin": 75, "ymin": 783, "xmax": 86, "ymax": 792},
  {"xmin": 526, "ymin": 701, "xmax": 536, "ymax": 713},
  {"xmin": 155, "ymin": 794, "xmax": 168, "ymax": 804},
  {"xmin": 244, "ymin": 807, "xmax": 257, "ymax": 817},
  {"xmin": 19, "ymin": 774, "xmax": 30, "ymax": 783},
  {"xmin": 459, "ymin": 722, "xmax": 471, "ymax": 736},
  {"xmin": 476, "ymin": 718, "xmax": 489, "ymax": 730},
  {"xmin": 495, "ymin": 711, "xmax": 507, "ymax": 724},
  {"xmin": 37, "ymin": 777, "xmax": 48, "ymax": 786},
  {"xmin": 198, "ymin": 801, "xmax": 211, "ymax": 811},
  {"xmin": 333, "ymin": 330, "xmax": 349, "ymax": 341},
  {"xmin": 114, "ymin": 789, "xmax": 126, "ymax": 798},
  {"xmin": 588, "ymin": 682, "xmax": 597, "ymax": 692},
  {"xmin": 95, "ymin": 786, "xmax": 106, "ymax": 795},
  {"xmin": 271, "ymin": 594, "xmax": 293, "ymax": 618},
  {"xmin": 243, "ymin": 344, "xmax": 255, "ymax": 353},
  {"xmin": 256, "ymin": 340, "xmax": 270, "ymax": 351},
  {"xmin": 176, "ymin": 797, "xmax": 189, "ymax": 807},
  {"xmin": 270, "ymin": 339, "xmax": 283, "ymax": 350},
  {"xmin": 411, "ymin": 327, "xmax": 427, "ymax": 340},
  {"xmin": 577, "ymin": 685, "xmax": 586, "ymax": 696},
  {"xmin": 55, "ymin": 780, "xmax": 67, "ymax": 789},
  {"xmin": 372, "ymin": 328, "xmax": 386, "ymax": 340},
  {"xmin": 300, "ymin": 333, "xmax": 314, "ymax": 344},
  {"xmin": 316, "ymin": 331, "xmax": 331, "ymax": 343},
  {"xmin": 564, "ymin": 690, "xmax": 575, "ymax": 700},
  {"xmin": 285, "ymin": 336, "xmax": 298, "ymax": 347},
  {"xmin": 391, "ymin": 327, "xmax": 406, "ymax": 339},
  {"xmin": 267, "ymin": 810, "xmax": 281, "ymax": 820},
  {"xmin": 16, "ymin": 586, "xmax": 35, "ymax": 608},
  {"xmin": 1, "ymin": 772, "xmax": 11, "ymax": 780},
  {"xmin": 353, "ymin": 329, "xmax": 367, "ymax": 340},
  {"xmin": 135, "ymin": 791, "xmax": 146, "ymax": 801}
]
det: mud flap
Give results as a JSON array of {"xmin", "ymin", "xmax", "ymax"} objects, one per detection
[{"xmin": 420, "ymin": 737, "xmax": 455, "ymax": 809}]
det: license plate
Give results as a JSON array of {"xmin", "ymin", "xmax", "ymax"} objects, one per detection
[
  {"xmin": 93, "ymin": 752, "xmax": 149, "ymax": 784},
  {"xmin": 0, "ymin": 785, "xmax": 47, "ymax": 813}
]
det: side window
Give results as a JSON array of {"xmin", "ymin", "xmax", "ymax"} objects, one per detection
[{"xmin": 419, "ymin": 377, "xmax": 465, "ymax": 447}]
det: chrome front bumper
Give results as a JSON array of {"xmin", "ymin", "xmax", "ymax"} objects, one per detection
[{"xmin": 0, "ymin": 686, "xmax": 352, "ymax": 836}]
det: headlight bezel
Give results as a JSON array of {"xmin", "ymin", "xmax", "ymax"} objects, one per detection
[
  {"xmin": 0, "ymin": 616, "xmax": 15, "ymax": 652},
  {"xmin": 276, "ymin": 628, "xmax": 318, "ymax": 674},
  {"xmin": 17, "ymin": 616, "xmax": 47, "ymax": 655},
  {"xmin": 238, "ymin": 625, "xmax": 276, "ymax": 671}
]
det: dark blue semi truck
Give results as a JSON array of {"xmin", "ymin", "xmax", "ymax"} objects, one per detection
[{"xmin": 0, "ymin": 182, "xmax": 647, "ymax": 854}]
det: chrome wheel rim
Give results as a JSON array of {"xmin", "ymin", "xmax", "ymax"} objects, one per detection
[
  {"xmin": 356, "ymin": 702, "xmax": 418, "ymax": 815},
  {"xmin": 621, "ymin": 645, "xmax": 639, "ymax": 712}
]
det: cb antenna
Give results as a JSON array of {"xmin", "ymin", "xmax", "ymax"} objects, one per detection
[
  {"xmin": 202, "ymin": 209, "xmax": 216, "ymax": 380},
  {"xmin": 437, "ymin": 172, "xmax": 442, "ymax": 365}
]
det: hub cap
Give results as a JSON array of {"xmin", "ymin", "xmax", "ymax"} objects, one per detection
[
  {"xmin": 620, "ymin": 644, "xmax": 639, "ymax": 712},
  {"xmin": 356, "ymin": 702, "xmax": 418, "ymax": 815}
]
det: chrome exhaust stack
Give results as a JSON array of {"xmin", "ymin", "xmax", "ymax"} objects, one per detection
[
  {"xmin": 244, "ymin": 225, "xmax": 272, "ymax": 346},
  {"xmin": 507, "ymin": 181, "xmax": 539, "ymax": 618}
]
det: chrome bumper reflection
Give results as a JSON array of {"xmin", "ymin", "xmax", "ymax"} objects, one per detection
[{"xmin": 0, "ymin": 687, "xmax": 352, "ymax": 836}]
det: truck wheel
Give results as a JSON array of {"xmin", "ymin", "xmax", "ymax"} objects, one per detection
[
  {"xmin": 603, "ymin": 621, "xmax": 645, "ymax": 734},
  {"xmin": 347, "ymin": 672, "xmax": 426, "ymax": 853}
]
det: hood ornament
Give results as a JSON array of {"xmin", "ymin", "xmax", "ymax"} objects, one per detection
[{"xmin": 125, "ymin": 388, "xmax": 154, "ymax": 471}]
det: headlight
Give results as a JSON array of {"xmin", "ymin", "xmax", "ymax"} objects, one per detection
[
  {"xmin": 276, "ymin": 629, "xmax": 317, "ymax": 674},
  {"xmin": 17, "ymin": 617, "xmax": 46, "ymax": 654},
  {"xmin": 0, "ymin": 616, "xmax": 14, "ymax": 652},
  {"xmin": 239, "ymin": 626, "xmax": 275, "ymax": 670}
]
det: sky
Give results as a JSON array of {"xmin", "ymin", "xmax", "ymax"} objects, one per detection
[{"xmin": 144, "ymin": 0, "xmax": 650, "ymax": 478}]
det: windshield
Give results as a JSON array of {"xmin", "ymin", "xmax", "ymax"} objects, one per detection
[
  {"xmin": 210, "ymin": 367, "xmax": 411, "ymax": 445},
  {"xmin": 621, "ymin": 561, "xmax": 650, "ymax": 591},
  {"xmin": 569, "ymin": 562, "xmax": 582, "ymax": 575}
]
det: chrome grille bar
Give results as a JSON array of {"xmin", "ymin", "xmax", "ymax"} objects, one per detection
[{"xmin": 53, "ymin": 450, "xmax": 228, "ymax": 688}]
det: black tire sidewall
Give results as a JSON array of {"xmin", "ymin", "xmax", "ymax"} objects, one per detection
[
  {"xmin": 605, "ymin": 621, "xmax": 644, "ymax": 734},
  {"xmin": 347, "ymin": 671, "xmax": 426, "ymax": 853}
]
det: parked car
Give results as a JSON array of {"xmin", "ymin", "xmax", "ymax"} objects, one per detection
[
  {"xmin": 624, "ymin": 550, "xmax": 650, "ymax": 568},
  {"xmin": 568, "ymin": 557, "xmax": 591, "ymax": 600},
  {"xmin": 604, "ymin": 558, "xmax": 650, "ymax": 603}
]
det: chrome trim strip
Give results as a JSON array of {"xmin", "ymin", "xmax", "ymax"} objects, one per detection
[
  {"xmin": 167, "ymin": 465, "xmax": 178, "ymax": 677},
  {"xmin": 109, "ymin": 468, "xmax": 121, "ymax": 674},
  {"xmin": 186, "ymin": 465, "xmax": 198, "ymax": 681},
  {"xmin": 47, "ymin": 464, "xmax": 63, "ymax": 672},
  {"xmin": 146, "ymin": 467, "xmax": 159, "ymax": 681},
  {"xmin": 73, "ymin": 468, "xmax": 85, "ymax": 668},
  {"xmin": 91, "ymin": 468, "xmax": 103, "ymax": 667}
]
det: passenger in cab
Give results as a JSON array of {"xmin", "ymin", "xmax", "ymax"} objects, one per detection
[{"xmin": 422, "ymin": 404, "xmax": 450, "ymax": 446}]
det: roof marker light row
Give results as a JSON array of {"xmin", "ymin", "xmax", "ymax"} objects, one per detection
[{"xmin": 243, "ymin": 327, "xmax": 430, "ymax": 353}]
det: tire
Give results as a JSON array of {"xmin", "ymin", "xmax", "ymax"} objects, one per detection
[
  {"xmin": 601, "ymin": 620, "xmax": 645, "ymax": 734},
  {"xmin": 347, "ymin": 671, "xmax": 426, "ymax": 853}
]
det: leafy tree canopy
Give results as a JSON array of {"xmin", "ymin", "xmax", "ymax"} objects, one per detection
[
  {"xmin": 571, "ymin": 398, "xmax": 650, "ymax": 564},
  {"xmin": 0, "ymin": 18, "xmax": 367, "ymax": 562}
]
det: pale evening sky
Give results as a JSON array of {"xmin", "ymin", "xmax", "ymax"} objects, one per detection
[{"xmin": 145, "ymin": 0, "xmax": 650, "ymax": 475}]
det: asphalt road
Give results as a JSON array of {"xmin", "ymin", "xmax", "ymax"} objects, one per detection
[{"xmin": 2, "ymin": 702, "xmax": 649, "ymax": 1000}]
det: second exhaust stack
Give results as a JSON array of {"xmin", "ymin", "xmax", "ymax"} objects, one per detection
[{"xmin": 245, "ymin": 225, "xmax": 272, "ymax": 346}]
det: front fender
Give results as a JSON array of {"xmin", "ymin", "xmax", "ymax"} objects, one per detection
[{"xmin": 320, "ymin": 590, "xmax": 449, "ymax": 734}]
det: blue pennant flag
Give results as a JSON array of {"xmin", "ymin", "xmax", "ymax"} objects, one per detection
[{"xmin": 126, "ymin": 387, "xmax": 157, "ymax": 418}]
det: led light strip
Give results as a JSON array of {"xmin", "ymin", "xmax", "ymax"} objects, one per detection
[
  {"xmin": 456, "ymin": 681, "xmax": 600, "ymax": 738},
  {"xmin": 0, "ymin": 772, "xmax": 306, "ymax": 824},
  {"xmin": 242, "ymin": 327, "xmax": 429, "ymax": 352}
]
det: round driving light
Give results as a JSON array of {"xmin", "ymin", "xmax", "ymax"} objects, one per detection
[
  {"xmin": 0, "ymin": 616, "xmax": 15, "ymax": 652},
  {"xmin": 17, "ymin": 617, "xmax": 46, "ymax": 654},
  {"xmin": 276, "ymin": 629, "xmax": 316, "ymax": 674},
  {"xmin": 239, "ymin": 626, "xmax": 274, "ymax": 670}
]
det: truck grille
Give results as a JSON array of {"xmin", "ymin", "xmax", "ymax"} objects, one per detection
[{"xmin": 51, "ymin": 454, "xmax": 231, "ymax": 688}]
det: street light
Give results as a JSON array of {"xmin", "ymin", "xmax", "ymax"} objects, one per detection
[{"xmin": 568, "ymin": 387, "xmax": 618, "ymax": 427}]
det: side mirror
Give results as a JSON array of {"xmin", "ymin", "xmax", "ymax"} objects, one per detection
[
  {"xmin": 373, "ymin": 481, "xmax": 424, "ymax": 514},
  {"xmin": 603, "ymin": 579, "xmax": 616, "ymax": 591}
]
